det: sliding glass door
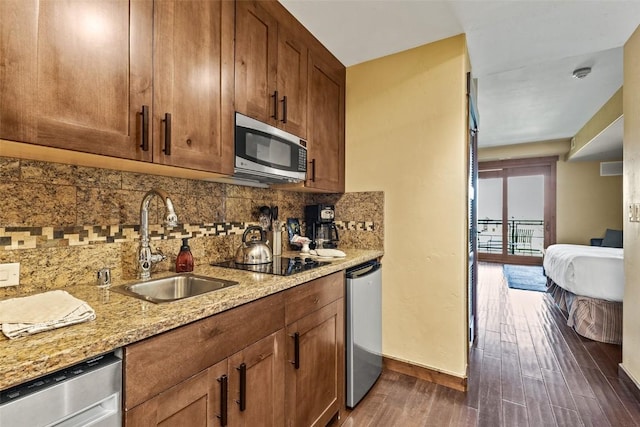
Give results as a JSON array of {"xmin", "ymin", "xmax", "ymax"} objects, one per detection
[{"xmin": 477, "ymin": 157, "xmax": 557, "ymax": 265}]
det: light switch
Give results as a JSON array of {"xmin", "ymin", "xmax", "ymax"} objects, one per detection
[{"xmin": 0, "ymin": 263, "xmax": 19, "ymax": 287}]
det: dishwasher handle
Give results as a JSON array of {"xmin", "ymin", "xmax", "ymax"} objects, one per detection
[{"xmin": 346, "ymin": 261, "xmax": 381, "ymax": 279}]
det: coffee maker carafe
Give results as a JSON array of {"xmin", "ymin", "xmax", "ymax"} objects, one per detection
[{"xmin": 305, "ymin": 204, "xmax": 340, "ymax": 249}]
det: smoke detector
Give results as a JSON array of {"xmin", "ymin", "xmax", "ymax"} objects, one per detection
[{"xmin": 572, "ymin": 67, "xmax": 592, "ymax": 79}]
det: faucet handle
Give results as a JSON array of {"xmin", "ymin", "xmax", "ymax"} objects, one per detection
[{"xmin": 150, "ymin": 248, "xmax": 167, "ymax": 264}]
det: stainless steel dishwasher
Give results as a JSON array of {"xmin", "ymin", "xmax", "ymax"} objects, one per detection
[
  {"xmin": 346, "ymin": 260, "xmax": 382, "ymax": 408},
  {"xmin": 0, "ymin": 351, "xmax": 122, "ymax": 427}
]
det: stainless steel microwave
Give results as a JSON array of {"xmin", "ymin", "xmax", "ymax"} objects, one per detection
[{"xmin": 234, "ymin": 113, "xmax": 307, "ymax": 184}]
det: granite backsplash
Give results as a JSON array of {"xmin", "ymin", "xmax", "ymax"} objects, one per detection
[{"xmin": 0, "ymin": 157, "xmax": 383, "ymax": 297}]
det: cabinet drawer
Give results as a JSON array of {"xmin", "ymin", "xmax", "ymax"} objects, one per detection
[
  {"xmin": 285, "ymin": 271, "xmax": 344, "ymax": 325},
  {"xmin": 124, "ymin": 292, "xmax": 284, "ymax": 410}
]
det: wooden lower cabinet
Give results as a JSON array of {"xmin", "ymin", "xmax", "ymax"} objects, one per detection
[
  {"xmin": 285, "ymin": 299, "xmax": 344, "ymax": 427},
  {"xmin": 284, "ymin": 271, "xmax": 345, "ymax": 427},
  {"xmin": 125, "ymin": 331, "xmax": 284, "ymax": 427},
  {"xmin": 123, "ymin": 271, "xmax": 345, "ymax": 427},
  {"xmin": 124, "ymin": 360, "xmax": 226, "ymax": 427},
  {"xmin": 227, "ymin": 330, "xmax": 285, "ymax": 426}
]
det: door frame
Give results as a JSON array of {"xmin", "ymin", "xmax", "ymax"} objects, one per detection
[{"xmin": 478, "ymin": 156, "xmax": 557, "ymax": 266}]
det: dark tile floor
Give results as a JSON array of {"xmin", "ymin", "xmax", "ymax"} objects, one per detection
[{"xmin": 341, "ymin": 263, "xmax": 640, "ymax": 426}]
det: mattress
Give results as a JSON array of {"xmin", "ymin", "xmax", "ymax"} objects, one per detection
[{"xmin": 543, "ymin": 244, "xmax": 624, "ymax": 302}]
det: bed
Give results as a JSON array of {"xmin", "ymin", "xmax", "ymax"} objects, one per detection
[{"xmin": 543, "ymin": 243, "xmax": 624, "ymax": 344}]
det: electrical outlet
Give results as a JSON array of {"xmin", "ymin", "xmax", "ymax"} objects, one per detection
[{"xmin": 0, "ymin": 263, "xmax": 19, "ymax": 287}]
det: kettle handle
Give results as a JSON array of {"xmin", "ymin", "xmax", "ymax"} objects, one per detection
[{"xmin": 243, "ymin": 225, "xmax": 266, "ymax": 243}]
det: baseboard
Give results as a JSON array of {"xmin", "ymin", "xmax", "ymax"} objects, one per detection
[
  {"xmin": 383, "ymin": 356, "xmax": 467, "ymax": 392},
  {"xmin": 619, "ymin": 363, "xmax": 640, "ymax": 401}
]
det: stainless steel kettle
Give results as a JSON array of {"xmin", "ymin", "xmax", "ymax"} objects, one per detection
[{"xmin": 235, "ymin": 226, "xmax": 273, "ymax": 264}]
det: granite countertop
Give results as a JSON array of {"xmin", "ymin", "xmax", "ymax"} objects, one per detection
[{"xmin": 0, "ymin": 249, "xmax": 383, "ymax": 391}]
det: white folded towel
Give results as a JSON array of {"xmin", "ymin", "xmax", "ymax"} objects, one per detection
[{"xmin": 0, "ymin": 290, "xmax": 96, "ymax": 339}]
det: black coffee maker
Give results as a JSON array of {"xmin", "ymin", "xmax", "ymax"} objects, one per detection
[{"xmin": 305, "ymin": 204, "xmax": 339, "ymax": 249}]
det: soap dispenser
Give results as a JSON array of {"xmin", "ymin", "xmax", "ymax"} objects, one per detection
[{"xmin": 175, "ymin": 237, "xmax": 194, "ymax": 272}]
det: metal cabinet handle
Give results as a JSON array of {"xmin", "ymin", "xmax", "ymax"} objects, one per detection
[
  {"xmin": 281, "ymin": 95, "xmax": 288, "ymax": 123},
  {"xmin": 292, "ymin": 332, "xmax": 300, "ymax": 369},
  {"xmin": 162, "ymin": 113, "xmax": 171, "ymax": 155},
  {"xmin": 217, "ymin": 375, "xmax": 228, "ymax": 426},
  {"xmin": 272, "ymin": 90, "xmax": 279, "ymax": 120},
  {"xmin": 236, "ymin": 363, "xmax": 246, "ymax": 412},
  {"xmin": 309, "ymin": 159, "xmax": 316, "ymax": 182},
  {"xmin": 139, "ymin": 105, "xmax": 149, "ymax": 151}
]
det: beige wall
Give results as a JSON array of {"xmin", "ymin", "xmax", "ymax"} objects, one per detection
[
  {"xmin": 346, "ymin": 35, "xmax": 469, "ymax": 377},
  {"xmin": 479, "ymin": 141, "xmax": 623, "ymax": 245},
  {"xmin": 623, "ymin": 25, "xmax": 640, "ymax": 385},
  {"xmin": 556, "ymin": 161, "xmax": 623, "ymax": 244}
]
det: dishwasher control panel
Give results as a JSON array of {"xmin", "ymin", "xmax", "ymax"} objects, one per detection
[{"xmin": 1, "ymin": 352, "xmax": 121, "ymax": 403}]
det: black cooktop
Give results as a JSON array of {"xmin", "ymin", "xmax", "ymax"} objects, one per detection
[{"xmin": 212, "ymin": 256, "xmax": 330, "ymax": 276}]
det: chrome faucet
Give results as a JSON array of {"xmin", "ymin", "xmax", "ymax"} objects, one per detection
[{"xmin": 138, "ymin": 189, "xmax": 178, "ymax": 280}]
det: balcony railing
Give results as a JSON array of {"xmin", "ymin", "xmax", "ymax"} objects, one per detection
[{"xmin": 477, "ymin": 218, "xmax": 544, "ymax": 256}]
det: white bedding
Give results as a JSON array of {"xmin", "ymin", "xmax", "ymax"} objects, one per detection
[{"xmin": 543, "ymin": 244, "xmax": 624, "ymax": 302}]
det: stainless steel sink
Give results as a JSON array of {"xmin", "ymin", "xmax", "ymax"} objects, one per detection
[{"xmin": 111, "ymin": 273, "xmax": 238, "ymax": 303}]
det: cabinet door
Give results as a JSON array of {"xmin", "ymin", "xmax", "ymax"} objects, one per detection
[
  {"xmin": 124, "ymin": 360, "xmax": 227, "ymax": 427},
  {"xmin": 306, "ymin": 51, "xmax": 345, "ymax": 192},
  {"xmin": 285, "ymin": 299, "xmax": 345, "ymax": 427},
  {"xmin": 228, "ymin": 330, "xmax": 285, "ymax": 427},
  {"xmin": 153, "ymin": 0, "xmax": 234, "ymax": 174},
  {"xmin": 0, "ymin": 0, "xmax": 153, "ymax": 160},
  {"xmin": 235, "ymin": 0, "xmax": 278, "ymax": 126},
  {"xmin": 276, "ymin": 25, "xmax": 308, "ymax": 139}
]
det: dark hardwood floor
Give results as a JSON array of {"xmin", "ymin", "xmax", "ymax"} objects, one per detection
[{"xmin": 341, "ymin": 262, "xmax": 640, "ymax": 426}]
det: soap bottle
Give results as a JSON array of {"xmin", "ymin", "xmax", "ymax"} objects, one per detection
[{"xmin": 175, "ymin": 237, "xmax": 194, "ymax": 272}]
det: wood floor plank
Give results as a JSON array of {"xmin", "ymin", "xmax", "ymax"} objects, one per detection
[
  {"xmin": 542, "ymin": 368, "xmax": 577, "ymax": 411},
  {"xmin": 580, "ymin": 366, "xmax": 637, "ymax": 426},
  {"xmin": 572, "ymin": 394, "xmax": 611, "ymax": 427},
  {"xmin": 605, "ymin": 375, "xmax": 640, "ymax": 421},
  {"xmin": 581, "ymin": 340, "xmax": 619, "ymax": 378},
  {"xmin": 425, "ymin": 386, "xmax": 462, "ymax": 426},
  {"xmin": 515, "ymin": 327, "xmax": 544, "ymax": 380},
  {"xmin": 402, "ymin": 377, "xmax": 437, "ymax": 422},
  {"xmin": 551, "ymin": 405, "xmax": 583, "ymax": 427},
  {"xmin": 522, "ymin": 375, "xmax": 557, "ymax": 426},
  {"xmin": 465, "ymin": 348, "xmax": 483, "ymax": 410},
  {"xmin": 449, "ymin": 394, "xmax": 479, "ymax": 427},
  {"xmin": 538, "ymin": 322, "xmax": 595, "ymax": 398},
  {"xmin": 501, "ymin": 353, "xmax": 525, "ymax": 405},
  {"xmin": 528, "ymin": 327, "xmax": 562, "ymax": 372},
  {"xmin": 483, "ymin": 330, "xmax": 502, "ymax": 358},
  {"xmin": 477, "ymin": 355, "xmax": 502, "ymax": 427},
  {"xmin": 502, "ymin": 400, "xmax": 529, "ymax": 427}
]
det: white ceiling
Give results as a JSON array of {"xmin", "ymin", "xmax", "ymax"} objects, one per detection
[{"xmin": 279, "ymin": 0, "xmax": 640, "ymax": 155}]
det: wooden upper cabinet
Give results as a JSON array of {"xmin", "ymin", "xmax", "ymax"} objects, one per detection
[
  {"xmin": 0, "ymin": 0, "xmax": 152, "ymax": 161},
  {"xmin": 153, "ymin": 0, "xmax": 234, "ymax": 174},
  {"xmin": 234, "ymin": 0, "xmax": 278, "ymax": 126},
  {"xmin": 235, "ymin": 0, "xmax": 308, "ymax": 138},
  {"xmin": 0, "ymin": 0, "xmax": 234, "ymax": 174},
  {"xmin": 306, "ymin": 50, "xmax": 346, "ymax": 193},
  {"xmin": 276, "ymin": 25, "xmax": 308, "ymax": 139}
]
